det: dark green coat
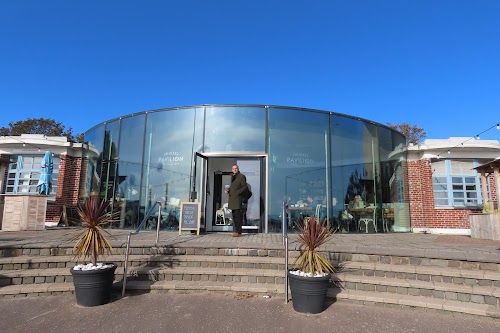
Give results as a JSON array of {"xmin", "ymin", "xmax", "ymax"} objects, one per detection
[{"xmin": 228, "ymin": 172, "xmax": 248, "ymax": 210}]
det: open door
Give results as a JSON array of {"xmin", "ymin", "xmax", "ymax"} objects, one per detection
[{"xmin": 192, "ymin": 152, "xmax": 208, "ymax": 231}]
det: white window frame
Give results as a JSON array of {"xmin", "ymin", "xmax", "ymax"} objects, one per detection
[
  {"xmin": 432, "ymin": 160, "xmax": 482, "ymax": 208},
  {"xmin": 5, "ymin": 154, "xmax": 59, "ymax": 199}
]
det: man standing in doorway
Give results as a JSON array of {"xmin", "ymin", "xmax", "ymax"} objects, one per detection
[{"xmin": 226, "ymin": 164, "xmax": 248, "ymax": 237}]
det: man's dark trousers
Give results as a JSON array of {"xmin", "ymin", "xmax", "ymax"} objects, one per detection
[{"xmin": 232, "ymin": 209, "xmax": 243, "ymax": 234}]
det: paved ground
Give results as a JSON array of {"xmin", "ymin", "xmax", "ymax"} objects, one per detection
[
  {"xmin": 1, "ymin": 228, "xmax": 500, "ymax": 262},
  {"xmin": 0, "ymin": 292, "xmax": 499, "ymax": 333},
  {"xmin": 1, "ymin": 229, "xmax": 500, "ymax": 331}
]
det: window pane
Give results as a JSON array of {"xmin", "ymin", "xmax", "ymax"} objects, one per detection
[
  {"xmin": 465, "ymin": 185, "xmax": 476, "ymax": 191},
  {"xmin": 452, "ymin": 184, "xmax": 463, "ymax": 190},
  {"xmin": 433, "ymin": 184, "xmax": 447, "ymax": 191},
  {"xmin": 435, "ymin": 199, "xmax": 448, "ymax": 205},
  {"xmin": 269, "ymin": 107, "xmax": 329, "ymax": 231},
  {"xmin": 451, "ymin": 177, "xmax": 462, "ymax": 183},
  {"xmin": 434, "ymin": 192, "xmax": 448, "ymax": 198},
  {"xmin": 142, "ymin": 108, "xmax": 196, "ymax": 214},
  {"xmin": 453, "ymin": 192, "xmax": 464, "ymax": 198},
  {"xmin": 433, "ymin": 177, "xmax": 447, "ymax": 184},
  {"xmin": 453, "ymin": 199, "xmax": 465, "ymax": 205},
  {"xmin": 467, "ymin": 192, "xmax": 477, "ymax": 198},
  {"xmin": 205, "ymin": 106, "xmax": 266, "ymax": 152},
  {"xmin": 432, "ymin": 161, "xmax": 447, "ymax": 175},
  {"xmin": 450, "ymin": 161, "xmax": 475, "ymax": 175}
]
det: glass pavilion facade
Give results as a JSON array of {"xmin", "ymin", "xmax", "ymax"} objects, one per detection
[{"xmin": 82, "ymin": 105, "xmax": 410, "ymax": 233}]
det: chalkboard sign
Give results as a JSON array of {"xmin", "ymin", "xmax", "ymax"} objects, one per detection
[{"xmin": 179, "ymin": 202, "xmax": 201, "ymax": 235}]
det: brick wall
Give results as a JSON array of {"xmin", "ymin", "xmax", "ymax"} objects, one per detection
[
  {"xmin": 488, "ymin": 174, "xmax": 497, "ymax": 203},
  {"xmin": 408, "ymin": 159, "xmax": 484, "ymax": 230},
  {"xmin": 46, "ymin": 155, "xmax": 82, "ymax": 223}
]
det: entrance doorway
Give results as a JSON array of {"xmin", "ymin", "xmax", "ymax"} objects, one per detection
[{"xmin": 192, "ymin": 154, "xmax": 265, "ymax": 233}]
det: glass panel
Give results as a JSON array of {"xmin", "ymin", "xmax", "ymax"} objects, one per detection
[
  {"xmin": 452, "ymin": 184, "xmax": 463, "ymax": 190},
  {"xmin": 434, "ymin": 192, "xmax": 448, "ymax": 198},
  {"xmin": 116, "ymin": 114, "xmax": 145, "ymax": 228},
  {"xmin": 204, "ymin": 106, "xmax": 266, "ymax": 152},
  {"xmin": 269, "ymin": 107, "xmax": 329, "ymax": 232},
  {"xmin": 453, "ymin": 192, "xmax": 464, "ymax": 198},
  {"xmin": 140, "ymin": 108, "xmax": 196, "ymax": 230},
  {"xmin": 83, "ymin": 125, "xmax": 105, "ymax": 197},
  {"xmin": 433, "ymin": 177, "xmax": 447, "ymax": 184},
  {"xmin": 450, "ymin": 160, "xmax": 475, "ymax": 175},
  {"xmin": 452, "ymin": 177, "xmax": 462, "ymax": 183},
  {"xmin": 237, "ymin": 159, "xmax": 261, "ymax": 228},
  {"xmin": 465, "ymin": 185, "xmax": 476, "ymax": 191},
  {"xmin": 464, "ymin": 177, "xmax": 475, "ymax": 183},
  {"xmin": 431, "ymin": 161, "xmax": 447, "ymax": 175},
  {"xmin": 100, "ymin": 120, "xmax": 121, "ymax": 201},
  {"xmin": 433, "ymin": 184, "xmax": 447, "ymax": 191},
  {"xmin": 435, "ymin": 199, "xmax": 448, "ymax": 205}
]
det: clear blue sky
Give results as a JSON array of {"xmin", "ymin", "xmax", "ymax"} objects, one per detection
[{"xmin": 1, "ymin": 0, "xmax": 499, "ymax": 140}]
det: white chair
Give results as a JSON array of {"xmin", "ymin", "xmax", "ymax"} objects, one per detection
[
  {"xmin": 382, "ymin": 208, "xmax": 394, "ymax": 232},
  {"xmin": 215, "ymin": 209, "xmax": 225, "ymax": 225},
  {"xmin": 359, "ymin": 208, "xmax": 377, "ymax": 233},
  {"xmin": 223, "ymin": 203, "xmax": 232, "ymax": 225}
]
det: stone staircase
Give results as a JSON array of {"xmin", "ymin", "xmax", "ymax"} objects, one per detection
[{"xmin": 0, "ymin": 241, "xmax": 499, "ymax": 318}]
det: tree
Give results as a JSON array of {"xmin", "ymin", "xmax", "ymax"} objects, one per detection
[
  {"xmin": 387, "ymin": 122, "xmax": 426, "ymax": 145},
  {"xmin": 0, "ymin": 118, "xmax": 80, "ymax": 142}
]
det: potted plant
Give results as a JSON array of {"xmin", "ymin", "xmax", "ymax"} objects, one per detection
[
  {"xmin": 288, "ymin": 216, "xmax": 334, "ymax": 314},
  {"xmin": 70, "ymin": 197, "xmax": 118, "ymax": 307}
]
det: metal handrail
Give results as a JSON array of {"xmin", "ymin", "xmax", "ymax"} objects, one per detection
[
  {"xmin": 122, "ymin": 201, "xmax": 162, "ymax": 297},
  {"xmin": 282, "ymin": 201, "xmax": 288, "ymax": 304}
]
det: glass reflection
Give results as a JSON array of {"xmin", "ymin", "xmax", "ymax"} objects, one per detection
[
  {"xmin": 142, "ymin": 109, "xmax": 196, "ymax": 230},
  {"xmin": 83, "ymin": 125, "xmax": 105, "ymax": 197},
  {"xmin": 115, "ymin": 115, "xmax": 145, "ymax": 228},
  {"xmin": 204, "ymin": 106, "xmax": 266, "ymax": 152},
  {"xmin": 268, "ymin": 108, "xmax": 329, "ymax": 232},
  {"xmin": 82, "ymin": 105, "xmax": 411, "ymax": 233}
]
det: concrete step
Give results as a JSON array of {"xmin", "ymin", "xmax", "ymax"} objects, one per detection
[
  {"xmin": 341, "ymin": 261, "xmax": 500, "ymax": 287},
  {"xmin": 336, "ymin": 273, "xmax": 500, "ymax": 306},
  {"xmin": 0, "ymin": 280, "xmax": 284, "ymax": 298},
  {"xmin": 0, "ymin": 266, "xmax": 286, "ymax": 286},
  {"xmin": 123, "ymin": 280, "xmax": 284, "ymax": 296},
  {"xmin": 2, "ymin": 278, "xmax": 499, "ymax": 319},
  {"xmin": 333, "ymin": 288, "xmax": 500, "ymax": 319},
  {"xmin": 335, "ymin": 253, "xmax": 500, "ymax": 271},
  {"xmin": 0, "ymin": 254, "xmax": 286, "ymax": 270},
  {"xmin": 0, "ymin": 245, "xmax": 287, "ymax": 258},
  {"xmin": 0, "ymin": 282, "xmax": 74, "ymax": 297}
]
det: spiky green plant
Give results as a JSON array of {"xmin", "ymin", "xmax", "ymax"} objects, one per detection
[
  {"xmin": 71, "ymin": 197, "xmax": 118, "ymax": 266},
  {"xmin": 292, "ymin": 216, "xmax": 334, "ymax": 275}
]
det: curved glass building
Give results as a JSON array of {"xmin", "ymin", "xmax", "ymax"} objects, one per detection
[{"xmin": 82, "ymin": 105, "xmax": 410, "ymax": 233}]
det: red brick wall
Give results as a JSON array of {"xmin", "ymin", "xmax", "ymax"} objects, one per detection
[
  {"xmin": 408, "ymin": 159, "xmax": 484, "ymax": 230},
  {"xmin": 488, "ymin": 174, "xmax": 497, "ymax": 203},
  {"xmin": 46, "ymin": 155, "xmax": 82, "ymax": 223}
]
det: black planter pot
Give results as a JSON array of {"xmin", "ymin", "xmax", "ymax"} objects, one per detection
[
  {"xmin": 288, "ymin": 271, "xmax": 331, "ymax": 314},
  {"xmin": 70, "ymin": 263, "xmax": 117, "ymax": 307}
]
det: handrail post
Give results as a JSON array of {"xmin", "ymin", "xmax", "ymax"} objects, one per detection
[
  {"xmin": 282, "ymin": 201, "xmax": 288, "ymax": 304},
  {"xmin": 156, "ymin": 203, "xmax": 162, "ymax": 245},
  {"xmin": 122, "ymin": 232, "xmax": 132, "ymax": 297},
  {"xmin": 122, "ymin": 201, "xmax": 162, "ymax": 297}
]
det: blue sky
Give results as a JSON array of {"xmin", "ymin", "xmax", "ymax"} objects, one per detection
[{"xmin": 1, "ymin": 1, "xmax": 499, "ymax": 140}]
